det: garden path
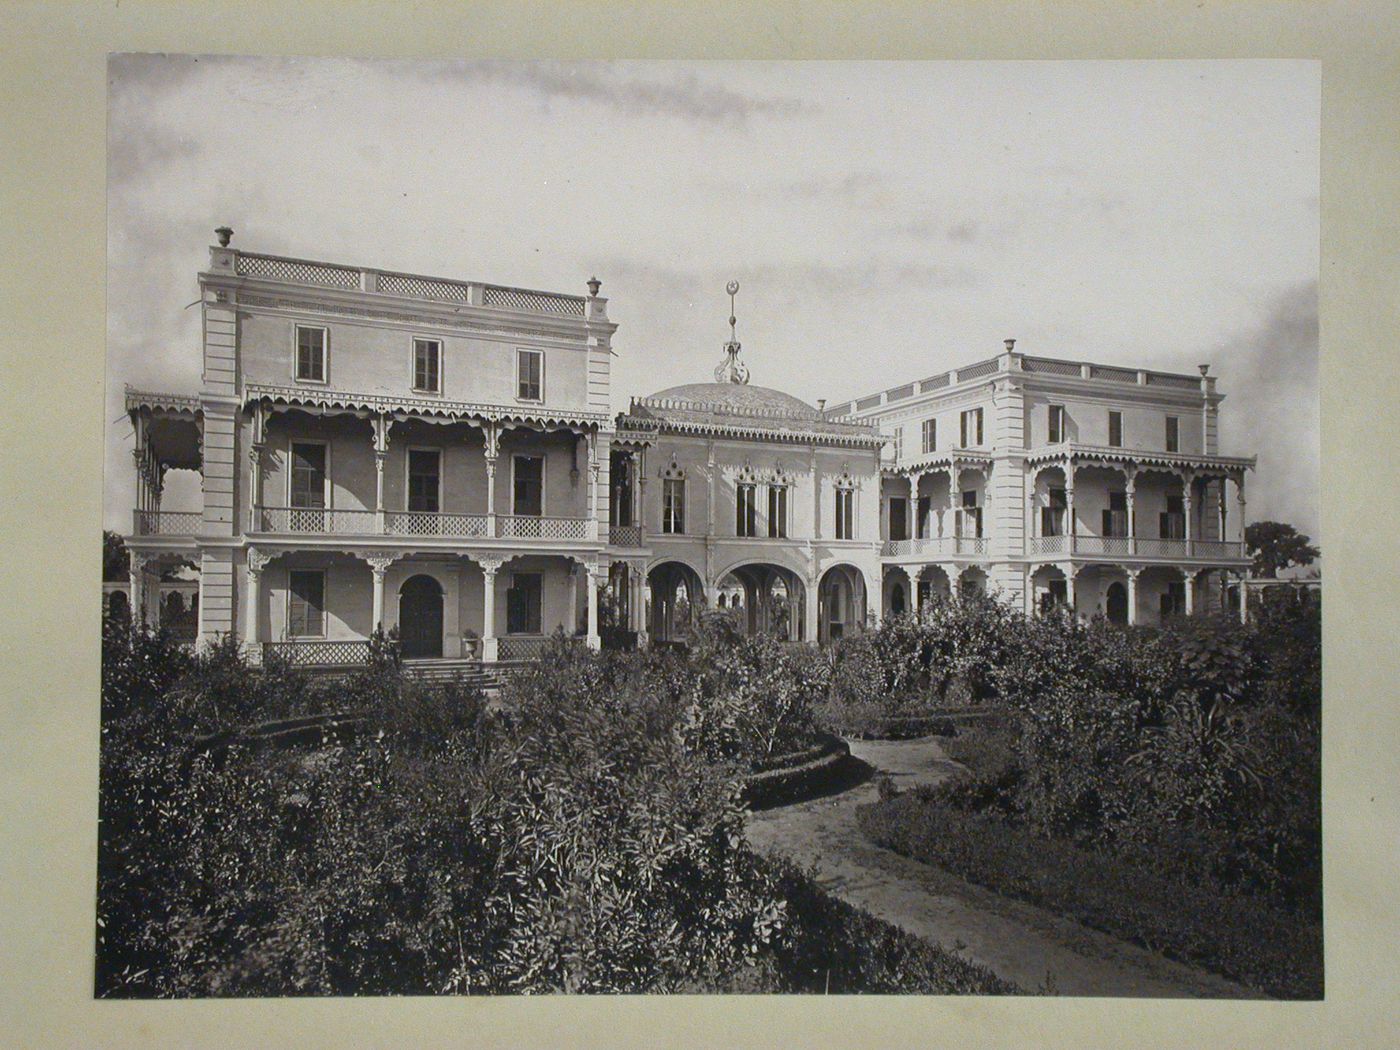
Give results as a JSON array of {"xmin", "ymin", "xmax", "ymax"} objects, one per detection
[{"xmin": 745, "ymin": 736, "xmax": 1259, "ymax": 998}]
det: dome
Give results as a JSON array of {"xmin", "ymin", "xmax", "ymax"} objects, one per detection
[{"xmin": 644, "ymin": 382, "xmax": 820, "ymax": 418}]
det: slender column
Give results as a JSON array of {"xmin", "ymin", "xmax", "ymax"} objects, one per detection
[
  {"xmin": 367, "ymin": 553, "xmax": 395, "ymax": 632},
  {"xmin": 1181, "ymin": 470, "xmax": 1196, "ymax": 556},
  {"xmin": 1126, "ymin": 568, "xmax": 1139, "ymax": 626},
  {"xmin": 1184, "ymin": 571, "xmax": 1196, "ymax": 616},
  {"xmin": 636, "ymin": 446, "xmax": 649, "ymax": 543},
  {"xmin": 1124, "ymin": 465, "xmax": 1137, "ymax": 556},
  {"xmin": 1239, "ymin": 573, "xmax": 1250, "ymax": 624},
  {"xmin": 804, "ymin": 574, "xmax": 820, "ymax": 643},
  {"xmin": 372, "ymin": 412, "xmax": 389, "ymax": 533},
  {"xmin": 567, "ymin": 564, "xmax": 580, "ymax": 635},
  {"xmin": 1236, "ymin": 474, "xmax": 1247, "ymax": 546},
  {"xmin": 1065, "ymin": 458, "xmax": 1077, "ymax": 555},
  {"xmin": 1218, "ymin": 478, "xmax": 1229, "ymax": 543},
  {"xmin": 128, "ymin": 552, "xmax": 148, "ymax": 628},
  {"xmin": 1064, "ymin": 563, "xmax": 1077, "ymax": 618},
  {"xmin": 249, "ymin": 402, "xmax": 267, "ymax": 533},
  {"xmin": 479, "ymin": 555, "xmax": 503, "ymax": 661},
  {"xmin": 810, "ymin": 446, "xmax": 821, "ymax": 539},
  {"xmin": 483, "ymin": 422, "xmax": 500, "ymax": 536},
  {"xmin": 588, "ymin": 435, "xmax": 601, "ymax": 540},
  {"xmin": 950, "ymin": 462, "xmax": 962, "ymax": 543},
  {"xmin": 585, "ymin": 561, "xmax": 602, "ymax": 649}
]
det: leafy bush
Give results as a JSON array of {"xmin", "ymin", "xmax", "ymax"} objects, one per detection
[{"xmin": 858, "ymin": 793, "xmax": 1322, "ymax": 999}]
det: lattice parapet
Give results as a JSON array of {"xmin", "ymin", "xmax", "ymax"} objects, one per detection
[
  {"xmin": 1023, "ymin": 357, "xmax": 1083, "ymax": 377},
  {"xmin": 1089, "ymin": 364, "xmax": 1138, "ymax": 383},
  {"xmin": 378, "ymin": 272, "xmax": 471, "ymax": 302},
  {"xmin": 235, "ymin": 253, "xmax": 361, "ymax": 289},
  {"xmin": 483, "ymin": 285, "xmax": 586, "ymax": 316}
]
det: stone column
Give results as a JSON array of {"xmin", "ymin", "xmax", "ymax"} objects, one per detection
[
  {"xmin": 479, "ymin": 555, "xmax": 504, "ymax": 661},
  {"xmin": 1126, "ymin": 568, "xmax": 1140, "ymax": 626},
  {"xmin": 1063, "ymin": 563, "xmax": 1077, "ymax": 618},
  {"xmin": 585, "ymin": 561, "xmax": 602, "ymax": 649},
  {"xmin": 1181, "ymin": 470, "xmax": 1196, "ymax": 556},
  {"xmin": 367, "ymin": 553, "xmax": 396, "ymax": 633},
  {"xmin": 1184, "ymin": 570, "xmax": 1196, "ymax": 616},
  {"xmin": 1065, "ymin": 458, "xmax": 1077, "ymax": 555},
  {"xmin": 587, "ymin": 432, "xmax": 600, "ymax": 534},
  {"xmin": 636, "ymin": 446, "xmax": 649, "ymax": 544},
  {"xmin": 1236, "ymin": 473, "xmax": 1247, "ymax": 547},
  {"xmin": 483, "ymin": 422, "xmax": 500, "ymax": 537},
  {"xmin": 1238, "ymin": 573, "xmax": 1250, "ymax": 624},
  {"xmin": 804, "ymin": 574, "xmax": 820, "ymax": 643},
  {"xmin": 372, "ymin": 412, "xmax": 389, "ymax": 533},
  {"xmin": 1124, "ymin": 465, "xmax": 1137, "ymax": 556},
  {"xmin": 128, "ymin": 551, "xmax": 149, "ymax": 628},
  {"xmin": 1218, "ymin": 478, "xmax": 1229, "ymax": 543},
  {"xmin": 244, "ymin": 547, "xmax": 270, "ymax": 648}
]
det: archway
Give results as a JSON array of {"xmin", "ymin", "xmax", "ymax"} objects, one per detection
[
  {"xmin": 646, "ymin": 560, "xmax": 705, "ymax": 644},
  {"xmin": 714, "ymin": 563, "xmax": 806, "ymax": 640},
  {"xmin": 818, "ymin": 564, "xmax": 867, "ymax": 644},
  {"xmin": 1106, "ymin": 581, "xmax": 1129, "ymax": 624},
  {"xmin": 398, "ymin": 573, "xmax": 444, "ymax": 658}
]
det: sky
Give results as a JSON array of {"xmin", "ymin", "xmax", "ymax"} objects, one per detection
[{"xmin": 106, "ymin": 56, "xmax": 1320, "ymax": 541}]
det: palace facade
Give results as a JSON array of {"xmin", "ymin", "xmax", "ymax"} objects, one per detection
[{"xmin": 123, "ymin": 235, "xmax": 1254, "ymax": 665}]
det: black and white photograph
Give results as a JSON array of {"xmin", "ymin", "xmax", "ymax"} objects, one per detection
[{"xmin": 96, "ymin": 55, "xmax": 1324, "ymax": 1000}]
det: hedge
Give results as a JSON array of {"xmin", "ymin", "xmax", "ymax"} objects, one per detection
[{"xmin": 857, "ymin": 794, "xmax": 1322, "ymax": 999}]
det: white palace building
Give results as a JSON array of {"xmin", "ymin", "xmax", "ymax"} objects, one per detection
[{"xmin": 121, "ymin": 234, "xmax": 1255, "ymax": 667}]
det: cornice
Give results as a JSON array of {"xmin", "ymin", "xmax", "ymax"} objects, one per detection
[{"xmin": 245, "ymin": 383, "xmax": 610, "ymax": 429}]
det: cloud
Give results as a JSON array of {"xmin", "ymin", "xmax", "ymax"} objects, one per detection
[{"xmin": 410, "ymin": 60, "xmax": 817, "ymax": 125}]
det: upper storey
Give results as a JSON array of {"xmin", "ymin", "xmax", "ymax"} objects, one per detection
[
  {"xmin": 830, "ymin": 341, "xmax": 1255, "ymax": 472},
  {"xmin": 197, "ymin": 239, "xmax": 616, "ymax": 426}
]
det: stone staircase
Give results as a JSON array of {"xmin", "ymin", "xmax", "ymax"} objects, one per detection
[{"xmin": 401, "ymin": 657, "xmax": 505, "ymax": 692}]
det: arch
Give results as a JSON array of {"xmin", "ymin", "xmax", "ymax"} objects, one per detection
[
  {"xmin": 882, "ymin": 566, "xmax": 912, "ymax": 619},
  {"xmin": 818, "ymin": 563, "xmax": 867, "ymax": 644},
  {"xmin": 713, "ymin": 547, "xmax": 810, "ymax": 585},
  {"xmin": 957, "ymin": 565, "xmax": 989, "ymax": 599},
  {"xmin": 714, "ymin": 562, "xmax": 807, "ymax": 640},
  {"xmin": 107, "ymin": 588, "xmax": 130, "ymax": 620},
  {"xmin": 1106, "ymin": 581, "xmax": 1129, "ymax": 625},
  {"xmin": 1030, "ymin": 563, "xmax": 1069, "ymax": 616},
  {"xmin": 646, "ymin": 560, "xmax": 705, "ymax": 644},
  {"xmin": 398, "ymin": 573, "xmax": 444, "ymax": 658},
  {"xmin": 914, "ymin": 564, "xmax": 952, "ymax": 614}
]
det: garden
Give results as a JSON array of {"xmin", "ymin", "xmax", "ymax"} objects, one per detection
[{"xmin": 96, "ymin": 586, "xmax": 1321, "ymax": 998}]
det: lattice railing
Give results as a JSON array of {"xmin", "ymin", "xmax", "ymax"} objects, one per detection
[
  {"xmin": 496, "ymin": 515, "xmax": 595, "ymax": 540},
  {"xmin": 385, "ymin": 510, "xmax": 490, "ymax": 538},
  {"xmin": 133, "ymin": 510, "xmax": 203, "ymax": 536},
  {"xmin": 957, "ymin": 358, "xmax": 999, "ymax": 381},
  {"xmin": 1089, "ymin": 364, "xmax": 1138, "ymax": 383},
  {"xmin": 482, "ymin": 285, "xmax": 585, "ymax": 316},
  {"xmin": 956, "ymin": 536, "xmax": 990, "ymax": 556},
  {"xmin": 1146, "ymin": 371, "xmax": 1201, "ymax": 390},
  {"xmin": 1023, "ymin": 357, "xmax": 1083, "ymax": 377},
  {"xmin": 263, "ymin": 640, "xmax": 371, "ymax": 666},
  {"xmin": 1026, "ymin": 534, "xmax": 1070, "ymax": 556},
  {"xmin": 882, "ymin": 537, "xmax": 954, "ymax": 557},
  {"xmin": 1136, "ymin": 537, "xmax": 1190, "ymax": 558},
  {"xmin": 609, "ymin": 524, "xmax": 643, "ymax": 548},
  {"xmin": 496, "ymin": 636, "xmax": 550, "ymax": 661},
  {"xmin": 257, "ymin": 507, "xmax": 378, "ymax": 534},
  {"xmin": 1076, "ymin": 536, "xmax": 1132, "ymax": 556},
  {"xmin": 377, "ymin": 272, "xmax": 471, "ymax": 302},
  {"xmin": 1193, "ymin": 539, "xmax": 1246, "ymax": 558},
  {"xmin": 235, "ymin": 253, "xmax": 361, "ymax": 288}
]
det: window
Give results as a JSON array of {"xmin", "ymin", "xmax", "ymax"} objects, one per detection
[
  {"xmin": 736, "ymin": 483, "xmax": 757, "ymax": 537},
  {"xmin": 892, "ymin": 427, "xmax": 903, "ymax": 461},
  {"xmin": 289, "ymin": 442, "xmax": 327, "ymax": 508},
  {"xmin": 962, "ymin": 490, "xmax": 982, "ymax": 538},
  {"xmin": 1108, "ymin": 410, "xmax": 1123, "ymax": 448},
  {"xmin": 1042, "ymin": 487, "xmax": 1066, "ymax": 537},
  {"xmin": 288, "ymin": 570, "xmax": 325, "ymax": 637},
  {"xmin": 921, "ymin": 418, "xmax": 937, "ymax": 454},
  {"xmin": 1048, "ymin": 404, "xmax": 1065, "ymax": 444},
  {"xmin": 1160, "ymin": 581, "xmax": 1186, "ymax": 619},
  {"xmin": 888, "ymin": 497, "xmax": 909, "ymax": 541},
  {"xmin": 916, "ymin": 495, "xmax": 931, "ymax": 538},
  {"xmin": 407, "ymin": 449, "xmax": 441, "ymax": 512},
  {"xmin": 662, "ymin": 477, "xmax": 685, "ymax": 534},
  {"xmin": 767, "ymin": 485, "xmax": 788, "ymax": 538},
  {"xmin": 1160, "ymin": 494, "xmax": 1185, "ymax": 539},
  {"xmin": 1165, "ymin": 415, "xmax": 1180, "ymax": 453},
  {"xmin": 517, "ymin": 349, "xmax": 544, "ymax": 401},
  {"xmin": 512, "ymin": 455, "xmax": 544, "ymax": 516},
  {"xmin": 413, "ymin": 338, "xmax": 441, "ymax": 393},
  {"xmin": 506, "ymin": 572, "xmax": 543, "ymax": 634},
  {"xmin": 960, "ymin": 407, "xmax": 984, "ymax": 448},
  {"xmin": 835, "ymin": 488, "xmax": 855, "ymax": 540},
  {"xmin": 295, "ymin": 325, "xmax": 327, "ymax": 383},
  {"xmin": 1103, "ymin": 491, "xmax": 1128, "ymax": 537}
]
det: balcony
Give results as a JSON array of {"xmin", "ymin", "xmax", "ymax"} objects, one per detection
[
  {"xmin": 880, "ymin": 536, "xmax": 988, "ymax": 557},
  {"xmin": 1025, "ymin": 535, "xmax": 1247, "ymax": 559},
  {"xmin": 133, "ymin": 510, "xmax": 203, "ymax": 536},
  {"xmin": 609, "ymin": 525, "xmax": 644, "ymax": 548},
  {"xmin": 253, "ymin": 507, "xmax": 598, "ymax": 542}
]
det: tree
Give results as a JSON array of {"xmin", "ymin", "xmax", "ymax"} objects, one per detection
[
  {"xmin": 1245, "ymin": 521, "xmax": 1320, "ymax": 578},
  {"xmin": 102, "ymin": 530, "xmax": 129, "ymax": 582}
]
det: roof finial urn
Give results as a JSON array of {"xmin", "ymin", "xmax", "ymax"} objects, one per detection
[
  {"xmin": 587, "ymin": 274, "xmax": 601, "ymax": 297},
  {"xmin": 713, "ymin": 280, "xmax": 750, "ymax": 385},
  {"xmin": 215, "ymin": 225, "xmax": 233, "ymax": 247}
]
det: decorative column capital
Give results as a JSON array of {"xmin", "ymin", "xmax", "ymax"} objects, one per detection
[
  {"xmin": 477, "ymin": 554, "xmax": 506, "ymax": 576},
  {"xmin": 246, "ymin": 546, "xmax": 273, "ymax": 574},
  {"xmin": 365, "ymin": 552, "xmax": 398, "ymax": 577}
]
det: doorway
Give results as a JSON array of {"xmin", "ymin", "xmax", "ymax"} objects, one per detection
[{"xmin": 398, "ymin": 574, "xmax": 444, "ymax": 658}]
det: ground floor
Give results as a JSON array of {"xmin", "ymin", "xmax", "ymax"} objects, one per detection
[{"xmin": 880, "ymin": 559, "xmax": 1251, "ymax": 626}]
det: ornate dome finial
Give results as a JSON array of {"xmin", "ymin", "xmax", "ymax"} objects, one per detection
[{"xmin": 714, "ymin": 279, "xmax": 750, "ymax": 385}]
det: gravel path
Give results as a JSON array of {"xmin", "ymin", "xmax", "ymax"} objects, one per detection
[{"xmin": 745, "ymin": 736, "xmax": 1260, "ymax": 998}]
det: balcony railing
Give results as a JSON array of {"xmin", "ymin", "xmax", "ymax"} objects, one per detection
[
  {"xmin": 1025, "ymin": 535, "xmax": 1247, "ymax": 559},
  {"xmin": 609, "ymin": 524, "xmax": 644, "ymax": 548},
  {"xmin": 1026, "ymin": 534, "xmax": 1069, "ymax": 556},
  {"xmin": 385, "ymin": 510, "xmax": 490, "ymax": 538},
  {"xmin": 496, "ymin": 515, "xmax": 597, "ymax": 540},
  {"xmin": 1075, "ymin": 536, "xmax": 1133, "ymax": 556},
  {"xmin": 133, "ymin": 510, "xmax": 203, "ymax": 536},
  {"xmin": 254, "ymin": 507, "xmax": 598, "ymax": 542},
  {"xmin": 880, "ymin": 535, "xmax": 990, "ymax": 557},
  {"xmin": 1191, "ymin": 539, "xmax": 1247, "ymax": 558}
]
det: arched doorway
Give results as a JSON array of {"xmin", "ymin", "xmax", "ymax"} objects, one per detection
[
  {"xmin": 1106, "ymin": 581, "xmax": 1129, "ymax": 625},
  {"xmin": 818, "ymin": 564, "xmax": 867, "ymax": 644},
  {"xmin": 646, "ymin": 560, "xmax": 705, "ymax": 644},
  {"xmin": 714, "ymin": 563, "xmax": 806, "ymax": 640},
  {"xmin": 399, "ymin": 574, "xmax": 444, "ymax": 658},
  {"xmin": 107, "ymin": 589, "xmax": 129, "ymax": 620}
]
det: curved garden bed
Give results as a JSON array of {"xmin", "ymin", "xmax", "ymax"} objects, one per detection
[{"xmin": 742, "ymin": 732, "xmax": 859, "ymax": 810}]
